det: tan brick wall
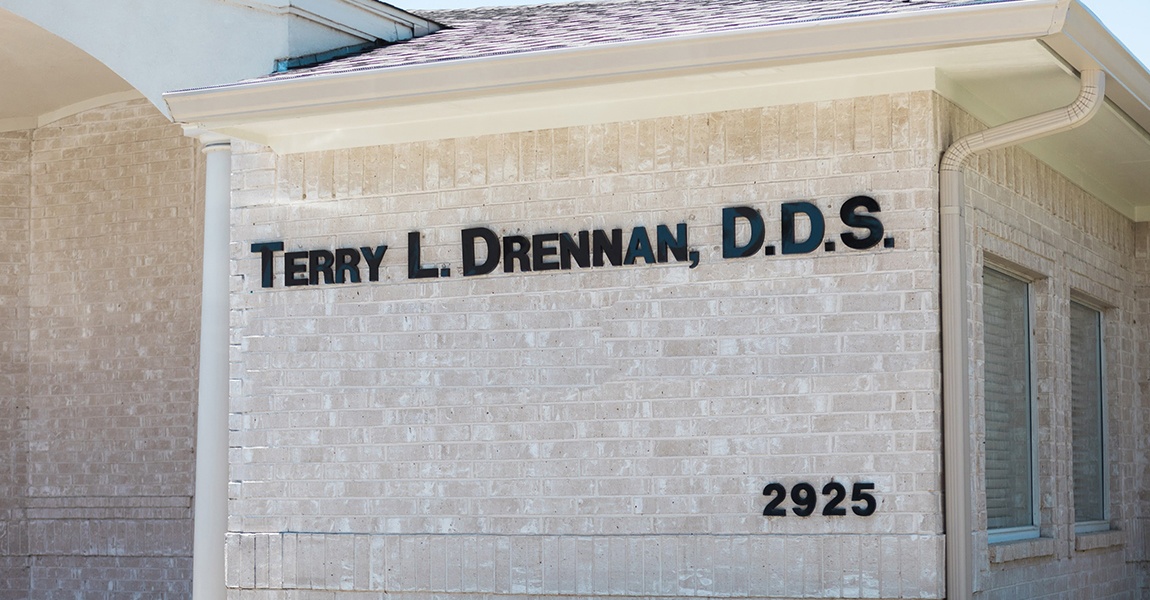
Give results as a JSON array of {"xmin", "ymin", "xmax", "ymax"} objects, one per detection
[
  {"xmin": 21, "ymin": 99, "xmax": 201, "ymax": 598},
  {"xmin": 228, "ymin": 93, "xmax": 945, "ymax": 598},
  {"xmin": 0, "ymin": 130, "xmax": 32, "ymax": 599},
  {"xmin": 941, "ymin": 98, "xmax": 1147, "ymax": 598}
]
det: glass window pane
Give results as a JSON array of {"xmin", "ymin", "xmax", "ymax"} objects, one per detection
[
  {"xmin": 982, "ymin": 268, "xmax": 1033, "ymax": 530},
  {"xmin": 1071, "ymin": 301, "xmax": 1105, "ymax": 523}
]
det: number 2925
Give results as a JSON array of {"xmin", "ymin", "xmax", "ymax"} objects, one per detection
[{"xmin": 762, "ymin": 481, "xmax": 877, "ymax": 517}]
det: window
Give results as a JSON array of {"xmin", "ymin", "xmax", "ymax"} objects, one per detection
[
  {"xmin": 1070, "ymin": 301, "xmax": 1107, "ymax": 532},
  {"xmin": 982, "ymin": 267, "xmax": 1037, "ymax": 541}
]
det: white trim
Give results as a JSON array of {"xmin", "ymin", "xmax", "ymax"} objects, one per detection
[
  {"xmin": 220, "ymin": 0, "xmax": 438, "ymax": 39},
  {"xmin": 0, "ymin": 90, "xmax": 145, "ymax": 133},
  {"xmin": 1028, "ymin": 275, "xmax": 1040, "ymax": 533},
  {"xmin": 36, "ymin": 90, "xmax": 145, "ymax": 127},
  {"xmin": 220, "ymin": 0, "xmax": 290, "ymax": 15},
  {"xmin": 162, "ymin": 0, "xmax": 1150, "ymax": 221},
  {"xmin": 285, "ymin": 5, "xmax": 403, "ymax": 43},
  {"xmin": 165, "ymin": 0, "xmax": 1063, "ymax": 123},
  {"xmin": 1042, "ymin": 2, "xmax": 1150, "ymax": 140},
  {"xmin": 988, "ymin": 525, "xmax": 1042, "ymax": 545},
  {"xmin": 294, "ymin": 0, "xmax": 437, "ymax": 32},
  {"xmin": 209, "ymin": 66, "xmax": 941, "ymax": 154},
  {"xmin": 1074, "ymin": 520, "xmax": 1110, "ymax": 535}
]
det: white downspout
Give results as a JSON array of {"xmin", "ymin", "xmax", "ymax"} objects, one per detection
[
  {"xmin": 940, "ymin": 67, "xmax": 1105, "ymax": 599},
  {"xmin": 188, "ymin": 128, "xmax": 232, "ymax": 600}
]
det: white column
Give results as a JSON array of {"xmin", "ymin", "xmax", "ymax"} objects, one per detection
[{"xmin": 188, "ymin": 128, "xmax": 232, "ymax": 600}]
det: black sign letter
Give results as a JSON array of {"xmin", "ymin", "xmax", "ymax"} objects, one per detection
[
  {"xmin": 781, "ymin": 202, "xmax": 825, "ymax": 255},
  {"xmin": 308, "ymin": 250, "xmax": 335, "ymax": 285},
  {"xmin": 722, "ymin": 207, "xmax": 764, "ymax": 258},
  {"xmin": 462, "ymin": 227, "xmax": 501, "ymax": 276},
  {"xmin": 407, "ymin": 232, "xmax": 439, "ymax": 279},
  {"xmin": 360, "ymin": 245, "xmax": 387, "ymax": 282},
  {"xmin": 334, "ymin": 248, "xmax": 362, "ymax": 284},
  {"xmin": 839, "ymin": 195, "xmax": 884, "ymax": 250},
  {"xmin": 250, "ymin": 241, "xmax": 284, "ymax": 288},
  {"xmin": 284, "ymin": 251, "xmax": 309, "ymax": 287}
]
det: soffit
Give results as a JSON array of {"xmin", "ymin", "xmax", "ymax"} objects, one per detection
[
  {"xmin": 164, "ymin": 0, "xmax": 1070, "ymax": 137},
  {"xmin": 164, "ymin": 0, "xmax": 1150, "ymax": 220},
  {"xmin": 946, "ymin": 51, "xmax": 1150, "ymax": 222},
  {"xmin": 0, "ymin": 9, "xmax": 138, "ymax": 131}
]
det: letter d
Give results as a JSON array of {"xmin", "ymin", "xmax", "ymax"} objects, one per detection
[
  {"xmin": 781, "ymin": 201, "xmax": 825, "ymax": 255},
  {"xmin": 722, "ymin": 207, "xmax": 764, "ymax": 258},
  {"xmin": 462, "ymin": 227, "xmax": 501, "ymax": 276}
]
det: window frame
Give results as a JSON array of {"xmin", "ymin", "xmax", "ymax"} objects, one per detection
[
  {"xmin": 1069, "ymin": 297, "xmax": 1110, "ymax": 534},
  {"xmin": 982, "ymin": 265, "xmax": 1040, "ymax": 544}
]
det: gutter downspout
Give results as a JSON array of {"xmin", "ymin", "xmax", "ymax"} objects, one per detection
[{"xmin": 940, "ymin": 67, "xmax": 1105, "ymax": 599}]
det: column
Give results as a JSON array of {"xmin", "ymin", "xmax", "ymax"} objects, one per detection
[{"xmin": 187, "ymin": 128, "xmax": 231, "ymax": 600}]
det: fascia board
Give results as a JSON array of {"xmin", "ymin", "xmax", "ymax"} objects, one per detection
[
  {"xmin": 165, "ymin": 0, "xmax": 1063, "ymax": 126},
  {"xmin": 1041, "ymin": 1, "xmax": 1150, "ymax": 138},
  {"xmin": 286, "ymin": 6, "xmax": 400, "ymax": 42},
  {"xmin": 221, "ymin": 0, "xmax": 291, "ymax": 14},
  {"xmin": 222, "ymin": 66, "xmax": 942, "ymax": 153},
  {"xmin": 289, "ymin": 0, "xmax": 440, "ymax": 40},
  {"xmin": 226, "ymin": 0, "xmax": 438, "ymax": 40}
]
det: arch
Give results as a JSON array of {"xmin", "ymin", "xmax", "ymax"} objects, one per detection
[{"xmin": 0, "ymin": 0, "xmax": 440, "ymax": 121}]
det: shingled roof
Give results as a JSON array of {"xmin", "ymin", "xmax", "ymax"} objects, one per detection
[{"xmin": 261, "ymin": 0, "xmax": 1023, "ymax": 81}]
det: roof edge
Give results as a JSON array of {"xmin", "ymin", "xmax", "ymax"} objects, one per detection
[
  {"xmin": 1041, "ymin": 0, "xmax": 1150, "ymax": 138},
  {"xmin": 166, "ymin": 0, "xmax": 1064, "ymax": 125},
  {"xmin": 223, "ymin": 0, "xmax": 442, "ymax": 40}
]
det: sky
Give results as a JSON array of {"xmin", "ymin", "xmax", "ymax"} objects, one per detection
[{"xmin": 410, "ymin": 0, "xmax": 1150, "ymax": 69}]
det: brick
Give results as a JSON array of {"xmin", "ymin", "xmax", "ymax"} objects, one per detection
[{"xmin": 2, "ymin": 100, "xmax": 198, "ymax": 597}]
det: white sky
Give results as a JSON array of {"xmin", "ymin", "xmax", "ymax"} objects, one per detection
[{"xmin": 407, "ymin": 0, "xmax": 1150, "ymax": 69}]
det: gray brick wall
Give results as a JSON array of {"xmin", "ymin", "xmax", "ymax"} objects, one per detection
[
  {"xmin": 226, "ymin": 90, "xmax": 1150, "ymax": 599},
  {"xmin": 1135, "ymin": 220, "xmax": 1150, "ymax": 599},
  {"xmin": 0, "ymin": 130, "xmax": 31, "ymax": 600},
  {"xmin": 19, "ymin": 99, "xmax": 201, "ymax": 599},
  {"xmin": 228, "ymin": 93, "xmax": 945, "ymax": 597}
]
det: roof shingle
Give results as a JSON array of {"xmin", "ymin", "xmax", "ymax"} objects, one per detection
[{"xmin": 259, "ymin": 0, "xmax": 1023, "ymax": 81}]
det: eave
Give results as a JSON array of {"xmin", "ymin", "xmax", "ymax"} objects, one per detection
[{"xmin": 164, "ymin": 0, "xmax": 1150, "ymax": 221}]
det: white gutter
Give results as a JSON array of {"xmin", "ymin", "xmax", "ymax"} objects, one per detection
[
  {"xmin": 165, "ymin": 0, "xmax": 1064, "ymax": 125},
  {"xmin": 1043, "ymin": 1, "xmax": 1150, "ymax": 132},
  {"xmin": 939, "ymin": 67, "xmax": 1105, "ymax": 599}
]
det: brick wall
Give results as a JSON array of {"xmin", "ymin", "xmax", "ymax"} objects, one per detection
[
  {"xmin": 941, "ymin": 98, "xmax": 1146, "ymax": 598},
  {"xmin": 22, "ymin": 99, "xmax": 201, "ymax": 599},
  {"xmin": 1135, "ymin": 220, "xmax": 1150, "ymax": 598},
  {"xmin": 228, "ymin": 93, "xmax": 945, "ymax": 598},
  {"xmin": 0, "ymin": 130, "xmax": 31, "ymax": 599}
]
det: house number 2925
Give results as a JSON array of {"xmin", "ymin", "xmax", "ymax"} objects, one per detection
[{"xmin": 762, "ymin": 481, "xmax": 877, "ymax": 517}]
